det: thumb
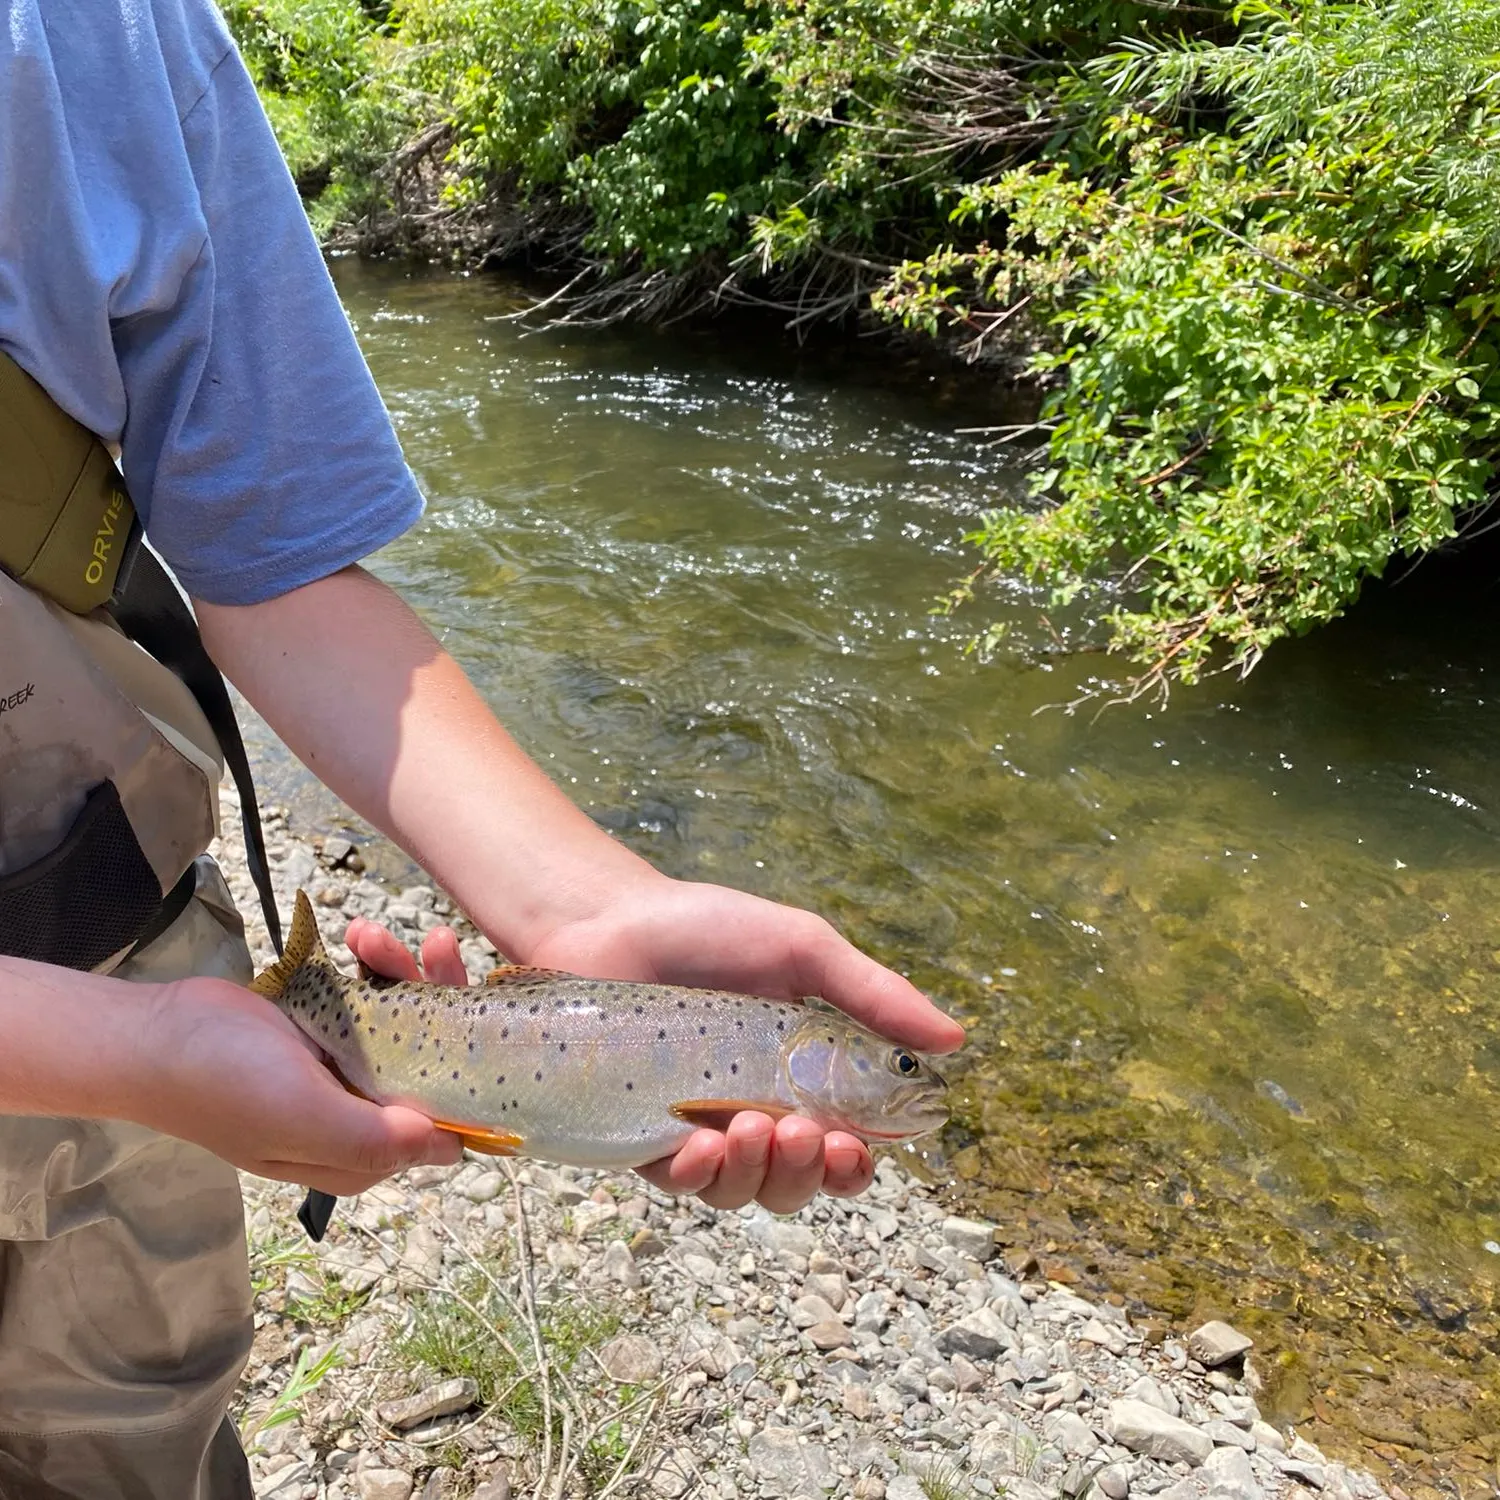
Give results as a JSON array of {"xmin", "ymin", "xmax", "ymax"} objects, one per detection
[{"xmin": 293, "ymin": 1077, "xmax": 463, "ymax": 1177}]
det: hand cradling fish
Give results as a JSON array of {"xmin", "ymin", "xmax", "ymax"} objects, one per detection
[{"xmin": 252, "ymin": 889, "xmax": 949, "ymax": 1169}]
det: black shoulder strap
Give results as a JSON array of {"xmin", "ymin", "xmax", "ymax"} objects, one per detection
[{"xmin": 109, "ymin": 522, "xmax": 283, "ymax": 959}]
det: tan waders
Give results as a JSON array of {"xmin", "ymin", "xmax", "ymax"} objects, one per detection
[{"xmin": 0, "ymin": 352, "xmax": 291, "ymax": 1496}]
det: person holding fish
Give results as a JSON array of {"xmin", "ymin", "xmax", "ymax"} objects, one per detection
[{"xmin": 0, "ymin": 1, "xmax": 963, "ymax": 1494}]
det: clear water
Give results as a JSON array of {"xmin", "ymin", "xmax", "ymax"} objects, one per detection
[{"xmin": 239, "ymin": 261, "xmax": 1500, "ymax": 1474}]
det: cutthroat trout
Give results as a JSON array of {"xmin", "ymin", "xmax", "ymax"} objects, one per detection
[{"xmin": 252, "ymin": 889, "xmax": 949, "ymax": 1169}]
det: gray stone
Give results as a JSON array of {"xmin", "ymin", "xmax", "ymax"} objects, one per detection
[
  {"xmin": 649, "ymin": 1448, "xmax": 697, "ymax": 1498},
  {"xmin": 602, "ymin": 1238, "xmax": 642, "ymax": 1288},
  {"xmin": 854, "ymin": 1290, "xmax": 891, "ymax": 1333},
  {"xmin": 377, "ymin": 1378, "xmax": 477, "ymax": 1431},
  {"xmin": 804, "ymin": 1319, "xmax": 854, "ymax": 1351},
  {"xmin": 1124, "ymin": 1375, "xmax": 1181, "ymax": 1419},
  {"xmin": 1205, "ymin": 1446, "xmax": 1262, "ymax": 1500},
  {"xmin": 748, "ymin": 1215, "xmax": 816, "ymax": 1258},
  {"xmin": 886, "ymin": 1479, "xmax": 927, "ymax": 1500},
  {"xmin": 260, "ymin": 1463, "xmax": 313, "ymax": 1500},
  {"xmin": 471, "ymin": 1476, "xmax": 511, "ymax": 1500},
  {"xmin": 1079, "ymin": 1317, "xmax": 1128, "ymax": 1355},
  {"xmin": 1272, "ymin": 1459, "xmax": 1326, "ymax": 1490},
  {"xmin": 791, "ymin": 1295, "xmax": 843, "ymax": 1329},
  {"xmin": 1204, "ymin": 1420, "xmax": 1255, "ymax": 1452},
  {"xmin": 572, "ymin": 1200, "xmax": 619, "ymax": 1235},
  {"xmin": 357, "ymin": 1473, "xmax": 414, "ymax": 1500},
  {"xmin": 804, "ymin": 1273, "xmax": 847, "ymax": 1310},
  {"xmin": 679, "ymin": 1322, "xmax": 741, "ymax": 1378},
  {"xmin": 599, "ymin": 1333, "xmax": 663, "ymax": 1384},
  {"xmin": 681, "ymin": 1253, "xmax": 720, "ymax": 1285},
  {"xmin": 1188, "ymin": 1321, "xmax": 1253, "ymax": 1369},
  {"xmin": 320, "ymin": 836, "xmax": 356, "ymax": 868},
  {"xmin": 1097, "ymin": 1465, "xmax": 1130, "ymax": 1500},
  {"xmin": 951, "ymin": 1353, "xmax": 986, "ymax": 1393},
  {"xmin": 941, "ymin": 1217, "xmax": 998, "ymax": 1262},
  {"xmin": 1045, "ymin": 1409, "xmax": 1101, "ymax": 1458},
  {"xmin": 1107, "ymin": 1400, "xmax": 1214, "ymax": 1466},
  {"xmin": 459, "ymin": 1170, "xmax": 504, "ymax": 1205},
  {"xmin": 935, "ymin": 1305, "xmax": 1016, "ymax": 1360},
  {"xmin": 1249, "ymin": 1422, "xmax": 1285, "ymax": 1455},
  {"xmin": 746, "ymin": 1426, "xmax": 834, "ymax": 1495}
]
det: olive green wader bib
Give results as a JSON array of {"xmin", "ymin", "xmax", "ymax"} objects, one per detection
[{"xmin": 0, "ymin": 353, "xmax": 271, "ymax": 1497}]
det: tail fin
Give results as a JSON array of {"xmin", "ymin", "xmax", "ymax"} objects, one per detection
[{"xmin": 250, "ymin": 889, "xmax": 326, "ymax": 998}]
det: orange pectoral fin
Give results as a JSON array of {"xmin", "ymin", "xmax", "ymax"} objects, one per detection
[
  {"xmin": 428, "ymin": 1119, "xmax": 525, "ymax": 1156},
  {"xmin": 670, "ymin": 1099, "xmax": 793, "ymax": 1133}
]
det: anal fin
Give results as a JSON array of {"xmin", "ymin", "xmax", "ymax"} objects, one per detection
[{"xmin": 670, "ymin": 1098, "xmax": 792, "ymax": 1133}]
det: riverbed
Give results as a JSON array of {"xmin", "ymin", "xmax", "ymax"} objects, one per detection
[{"xmin": 237, "ymin": 259, "xmax": 1500, "ymax": 1493}]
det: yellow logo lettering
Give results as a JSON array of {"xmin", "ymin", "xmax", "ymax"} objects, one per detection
[{"xmin": 84, "ymin": 491, "xmax": 125, "ymax": 589}]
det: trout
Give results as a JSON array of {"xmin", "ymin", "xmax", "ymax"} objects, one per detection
[{"xmin": 252, "ymin": 890, "xmax": 949, "ymax": 1169}]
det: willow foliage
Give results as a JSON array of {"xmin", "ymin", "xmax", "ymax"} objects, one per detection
[{"xmin": 222, "ymin": 0, "xmax": 1500, "ymax": 696}]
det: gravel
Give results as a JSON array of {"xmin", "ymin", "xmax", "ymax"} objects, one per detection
[{"xmin": 213, "ymin": 789, "xmax": 1397, "ymax": 1500}]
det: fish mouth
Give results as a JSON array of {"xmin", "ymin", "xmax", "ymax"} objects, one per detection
[{"xmin": 877, "ymin": 1081, "xmax": 950, "ymax": 1137}]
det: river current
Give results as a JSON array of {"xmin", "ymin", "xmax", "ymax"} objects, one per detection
[{"xmin": 239, "ymin": 261, "xmax": 1500, "ymax": 1487}]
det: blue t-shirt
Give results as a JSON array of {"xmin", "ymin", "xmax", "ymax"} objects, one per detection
[{"xmin": 0, "ymin": 0, "xmax": 425, "ymax": 605}]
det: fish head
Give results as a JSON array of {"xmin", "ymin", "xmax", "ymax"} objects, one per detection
[{"xmin": 784, "ymin": 1018, "xmax": 949, "ymax": 1143}]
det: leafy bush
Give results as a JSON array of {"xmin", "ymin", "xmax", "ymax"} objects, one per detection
[
  {"xmin": 878, "ymin": 0, "xmax": 1500, "ymax": 694},
  {"xmin": 221, "ymin": 0, "xmax": 1500, "ymax": 695}
]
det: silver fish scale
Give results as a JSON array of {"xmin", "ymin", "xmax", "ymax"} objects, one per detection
[{"xmin": 278, "ymin": 965, "xmax": 811, "ymax": 1168}]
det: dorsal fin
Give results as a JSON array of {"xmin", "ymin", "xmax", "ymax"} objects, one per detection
[
  {"xmin": 249, "ymin": 890, "xmax": 327, "ymax": 998},
  {"xmin": 483, "ymin": 964, "xmax": 572, "ymax": 985}
]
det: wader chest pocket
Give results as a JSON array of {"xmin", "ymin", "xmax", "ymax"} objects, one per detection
[{"xmin": 0, "ymin": 780, "xmax": 162, "ymax": 970}]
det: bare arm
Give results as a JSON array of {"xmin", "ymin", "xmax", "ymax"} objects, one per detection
[
  {"xmin": 196, "ymin": 564, "xmax": 963, "ymax": 1213},
  {"xmin": 0, "ymin": 956, "xmax": 459, "ymax": 1192}
]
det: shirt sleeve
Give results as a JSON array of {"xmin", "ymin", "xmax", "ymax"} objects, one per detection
[{"xmin": 0, "ymin": 1, "xmax": 425, "ymax": 606}]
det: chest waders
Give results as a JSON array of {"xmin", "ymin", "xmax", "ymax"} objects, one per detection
[{"xmin": 0, "ymin": 350, "xmax": 357, "ymax": 1497}]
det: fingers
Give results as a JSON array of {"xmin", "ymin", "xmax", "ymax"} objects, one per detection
[
  {"xmin": 343, "ymin": 917, "xmax": 422, "ymax": 982},
  {"xmin": 820, "ymin": 1131, "xmax": 874, "ymax": 1198},
  {"xmin": 344, "ymin": 917, "xmax": 469, "ymax": 986},
  {"xmin": 690, "ymin": 1112, "xmax": 776, "ymax": 1210},
  {"xmin": 755, "ymin": 1115, "xmax": 828, "ymax": 1215},
  {"xmin": 420, "ymin": 926, "xmax": 469, "ymax": 985},
  {"xmin": 637, "ymin": 1114, "xmax": 876, "ymax": 1213},
  {"xmin": 794, "ymin": 920, "xmax": 965, "ymax": 1054}
]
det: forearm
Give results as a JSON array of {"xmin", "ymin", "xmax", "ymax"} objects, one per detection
[
  {"xmin": 195, "ymin": 566, "xmax": 662, "ymax": 959},
  {"xmin": 0, "ymin": 958, "xmax": 154, "ymax": 1120}
]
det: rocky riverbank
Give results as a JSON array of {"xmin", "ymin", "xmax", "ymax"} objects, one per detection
[{"xmin": 210, "ymin": 784, "xmax": 1396, "ymax": 1500}]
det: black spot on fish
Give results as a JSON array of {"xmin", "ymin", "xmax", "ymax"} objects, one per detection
[
  {"xmin": 777, "ymin": 1020, "xmax": 785, "ymax": 1032},
  {"xmin": 497, "ymin": 1074, "xmax": 506, "ymax": 1085},
  {"xmin": 559, "ymin": 1042, "xmax": 567, "ymax": 1053},
  {"xmin": 420, "ymin": 1068, "xmax": 428, "ymax": 1077},
  {"xmin": 376, "ymin": 1064, "xmax": 383, "ymax": 1074},
  {"xmin": 478, "ymin": 1004, "xmax": 487, "ymax": 1016},
  {"xmin": 658, "ymin": 1028, "xmax": 666, "ymax": 1040},
  {"xmin": 507, "ymin": 1000, "xmax": 517, "ymax": 1010},
  {"xmin": 541, "ymin": 1030, "xmax": 550, "ymax": 1041},
  {"xmin": 534, "ymin": 1070, "xmax": 542, "ymax": 1081},
  {"xmin": 736, "ymin": 1019, "xmax": 744, "ymax": 1030},
  {"xmin": 501, "ymin": 1027, "xmax": 509, "ymax": 1039},
  {"xmin": 452, "ymin": 1070, "xmax": 459, "ymax": 1080},
  {"xmin": 468, "ymin": 1041, "xmax": 475, "ymax": 1052},
  {"xmin": 731, "ymin": 1062, "xmax": 739, "ymax": 1075},
  {"xmin": 704, "ymin": 1069, "xmax": 712, "ymax": 1080},
  {"xmin": 626, "ymin": 1081, "xmax": 634, "ymax": 1091},
  {"xmin": 698, "ymin": 1025, "xmax": 707, "ymax": 1036},
  {"xmin": 369, "ymin": 1026, "xmax": 377, "ymax": 1036},
  {"xmin": 340, "ymin": 1027, "xmax": 349, "ymax": 1039},
  {"xmin": 393, "ymin": 1033, "xmax": 402, "ymax": 1043},
  {"xmin": 469, "ymin": 1087, "xmax": 476, "ymax": 1096},
  {"xmin": 677, "ymin": 1000, "xmax": 686, "ymax": 1010},
  {"xmin": 512, "ymin": 1098, "xmax": 519, "ymax": 1109},
  {"xmin": 529, "ymin": 1004, "xmax": 539, "ymax": 1014}
]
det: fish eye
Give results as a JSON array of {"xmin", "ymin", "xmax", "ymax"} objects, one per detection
[{"xmin": 891, "ymin": 1049, "xmax": 920, "ymax": 1077}]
